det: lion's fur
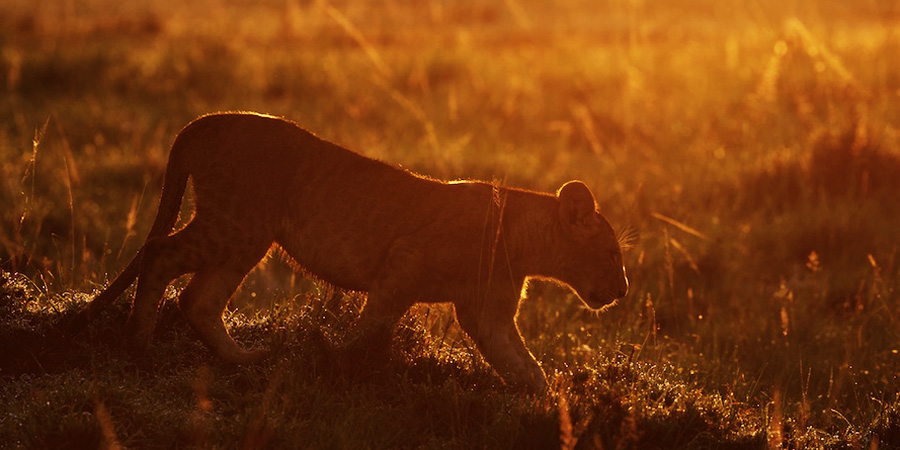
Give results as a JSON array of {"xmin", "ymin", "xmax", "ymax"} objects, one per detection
[{"xmin": 79, "ymin": 112, "xmax": 629, "ymax": 391}]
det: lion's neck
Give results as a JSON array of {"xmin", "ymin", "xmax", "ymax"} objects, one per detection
[{"xmin": 500, "ymin": 189, "xmax": 561, "ymax": 279}]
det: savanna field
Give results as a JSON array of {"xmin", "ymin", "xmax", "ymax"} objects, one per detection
[{"xmin": 1, "ymin": 0, "xmax": 899, "ymax": 448}]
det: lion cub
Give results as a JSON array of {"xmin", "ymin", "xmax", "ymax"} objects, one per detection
[{"xmin": 80, "ymin": 112, "xmax": 628, "ymax": 391}]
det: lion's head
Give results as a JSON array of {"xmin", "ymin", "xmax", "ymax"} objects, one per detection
[{"xmin": 552, "ymin": 180, "xmax": 630, "ymax": 310}]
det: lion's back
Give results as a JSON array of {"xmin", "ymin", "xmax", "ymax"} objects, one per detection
[{"xmin": 170, "ymin": 113, "xmax": 338, "ymax": 220}]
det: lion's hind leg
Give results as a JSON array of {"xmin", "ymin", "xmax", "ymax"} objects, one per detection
[
  {"xmin": 128, "ymin": 229, "xmax": 206, "ymax": 354},
  {"xmin": 179, "ymin": 265, "xmax": 268, "ymax": 364},
  {"xmin": 128, "ymin": 218, "xmax": 271, "ymax": 360}
]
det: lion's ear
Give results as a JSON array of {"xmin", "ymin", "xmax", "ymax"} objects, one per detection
[{"xmin": 557, "ymin": 180, "xmax": 597, "ymax": 229}]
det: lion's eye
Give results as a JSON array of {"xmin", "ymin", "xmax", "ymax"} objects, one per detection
[{"xmin": 608, "ymin": 251, "xmax": 623, "ymax": 266}]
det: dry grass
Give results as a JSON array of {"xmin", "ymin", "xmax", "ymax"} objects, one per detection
[{"xmin": 1, "ymin": 0, "xmax": 899, "ymax": 448}]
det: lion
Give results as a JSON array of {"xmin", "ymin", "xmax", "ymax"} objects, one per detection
[{"xmin": 77, "ymin": 112, "xmax": 629, "ymax": 391}]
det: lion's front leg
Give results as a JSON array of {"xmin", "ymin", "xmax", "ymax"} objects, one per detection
[
  {"xmin": 351, "ymin": 290, "xmax": 411, "ymax": 355},
  {"xmin": 342, "ymin": 242, "xmax": 418, "ymax": 373},
  {"xmin": 456, "ymin": 304, "xmax": 547, "ymax": 392}
]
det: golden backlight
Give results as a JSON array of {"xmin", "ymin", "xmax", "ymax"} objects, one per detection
[{"xmin": 0, "ymin": 0, "xmax": 898, "ymax": 447}]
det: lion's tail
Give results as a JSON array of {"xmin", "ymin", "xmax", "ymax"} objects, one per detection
[{"xmin": 67, "ymin": 132, "xmax": 193, "ymax": 329}]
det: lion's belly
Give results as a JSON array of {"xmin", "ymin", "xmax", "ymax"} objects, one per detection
[
  {"xmin": 275, "ymin": 222, "xmax": 388, "ymax": 292},
  {"xmin": 275, "ymin": 210, "xmax": 493, "ymax": 300}
]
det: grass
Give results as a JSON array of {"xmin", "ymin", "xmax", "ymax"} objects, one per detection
[{"xmin": 2, "ymin": 0, "xmax": 900, "ymax": 448}]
